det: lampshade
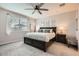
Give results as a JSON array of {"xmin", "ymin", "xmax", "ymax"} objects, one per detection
[{"xmin": 57, "ymin": 26, "xmax": 66, "ymax": 34}]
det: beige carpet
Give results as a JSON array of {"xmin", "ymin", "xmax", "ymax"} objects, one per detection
[{"xmin": 47, "ymin": 42, "xmax": 79, "ymax": 56}]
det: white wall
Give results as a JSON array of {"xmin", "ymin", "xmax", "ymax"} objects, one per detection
[
  {"xmin": 36, "ymin": 16, "xmax": 56, "ymax": 31},
  {"xmin": 0, "ymin": 8, "xmax": 24, "ymax": 45},
  {"xmin": 55, "ymin": 11, "xmax": 77, "ymax": 45},
  {"xmin": 54, "ymin": 11, "xmax": 76, "ymax": 37},
  {"xmin": 76, "ymin": 8, "xmax": 79, "ymax": 49},
  {"xmin": 36, "ymin": 11, "xmax": 77, "ymax": 44},
  {"xmin": 0, "ymin": 8, "xmax": 35, "ymax": 45}
]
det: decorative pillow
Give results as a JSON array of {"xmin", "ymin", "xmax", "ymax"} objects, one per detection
[
  {"xmin": 50, "ymin": 29, "xmax": 53, "ymax": 33},
  {"xmin": 38, "ymin": 29, "xmax": 43, "ymax": 32},
  {"xmin": 38, "ymin": 29, "xmax": 53, "ymax": 33},
  {"xmin": 44, "ymin": 29, "xmax": 50, "ymax": 33}
]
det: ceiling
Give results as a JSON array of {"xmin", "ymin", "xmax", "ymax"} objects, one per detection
[{"xmin": 0, "ymin": 3, "xmax": 79, "ymax": 19}]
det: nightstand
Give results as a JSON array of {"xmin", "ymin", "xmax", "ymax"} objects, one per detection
[{"xmin": 56, "ymin": 34, "xmax": 67, "ymax": 44}]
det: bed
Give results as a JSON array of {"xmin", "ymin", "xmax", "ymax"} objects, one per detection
[{"xmin": 24, "ymin": 27, "xmax": 56, "ymax": 52}]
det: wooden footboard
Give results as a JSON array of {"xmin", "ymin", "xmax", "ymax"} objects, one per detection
[{"xmin": 24, "ymin": 37, "xmax": 54, "ymax": 52}]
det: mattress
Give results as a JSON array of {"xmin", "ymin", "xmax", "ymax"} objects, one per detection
[{"xmin": 25, "ymin": 32, "xmax": 55, "ymax": 42}]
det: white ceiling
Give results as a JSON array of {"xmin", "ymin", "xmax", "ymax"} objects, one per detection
[{"xmin": 0, "ymin": 3, "xmax": 79, "ymax": 19}]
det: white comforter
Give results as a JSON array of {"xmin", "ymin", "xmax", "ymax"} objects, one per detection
[{"xmin": 25, "ymin": 32, "xmax": 55, "ymax": 42}]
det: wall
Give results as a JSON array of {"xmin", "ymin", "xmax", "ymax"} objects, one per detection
[
  {"xmin": 0, "ymin": 8, "xmax": 35, "ymax": 45},
  {"xmin": 54, "ymin": 11, "xmax": 77, "ymax": 45},
  {"xmin": 36, "ymin": 11, "xmax": 77, "ymax": 44},
  {"xmin": 36, "ymin": 16, "xmax": 56, "ymax": 31},
  {"xmin": 76, "ymin": 8, "xmax": 79, "ymax": 49},
  {"xmin": 54, "ymin": 11, "xmax": 76, "ymax": 37}
]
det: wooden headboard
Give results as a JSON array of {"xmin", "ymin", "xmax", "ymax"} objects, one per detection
[{"xmin": 40, "ymin": 27, "xmax": 56, "ymax": 33}]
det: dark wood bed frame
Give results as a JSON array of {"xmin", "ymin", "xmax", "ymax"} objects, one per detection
[{"xmin": 24, "ymin": 27, "xmax": 56, "ymax": 52}]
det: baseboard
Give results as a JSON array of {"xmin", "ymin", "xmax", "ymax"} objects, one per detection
[{"xmin": 0, "ymin": 40, "xmax": 22, "ymax": 46}]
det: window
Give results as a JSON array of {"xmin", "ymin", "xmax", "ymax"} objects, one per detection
[{"xmin": 6, "ymin": 13, "xmax": 30, "ymax": 35}]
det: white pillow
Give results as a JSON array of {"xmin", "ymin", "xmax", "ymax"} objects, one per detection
[{"xmin": 50, "ymin": 29, "xmax": 53, "ymax": 33}]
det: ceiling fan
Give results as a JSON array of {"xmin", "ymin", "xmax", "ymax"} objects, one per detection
[{"xmin": 24, "ymin": 3, "xmax": 48, "ymax": 14}]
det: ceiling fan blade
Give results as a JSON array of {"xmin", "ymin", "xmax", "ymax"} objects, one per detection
[
  {"xmin": 38, "ymin": 10, "xmax": 42, "ymax": 14},
  {"xmin": 32, "ymin": 10, "xmax": 36, "ymax": 14},
  {"xmin": 39, "ymin": 9, "xmax": 48, "ymax": 11},
  {"xmin": 38, "ymin": 3, "xmax": 44, "ymax": 7},
  {"xmin": 24, "ymin": 8, "xmax": 33, "ymax": 10}
]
